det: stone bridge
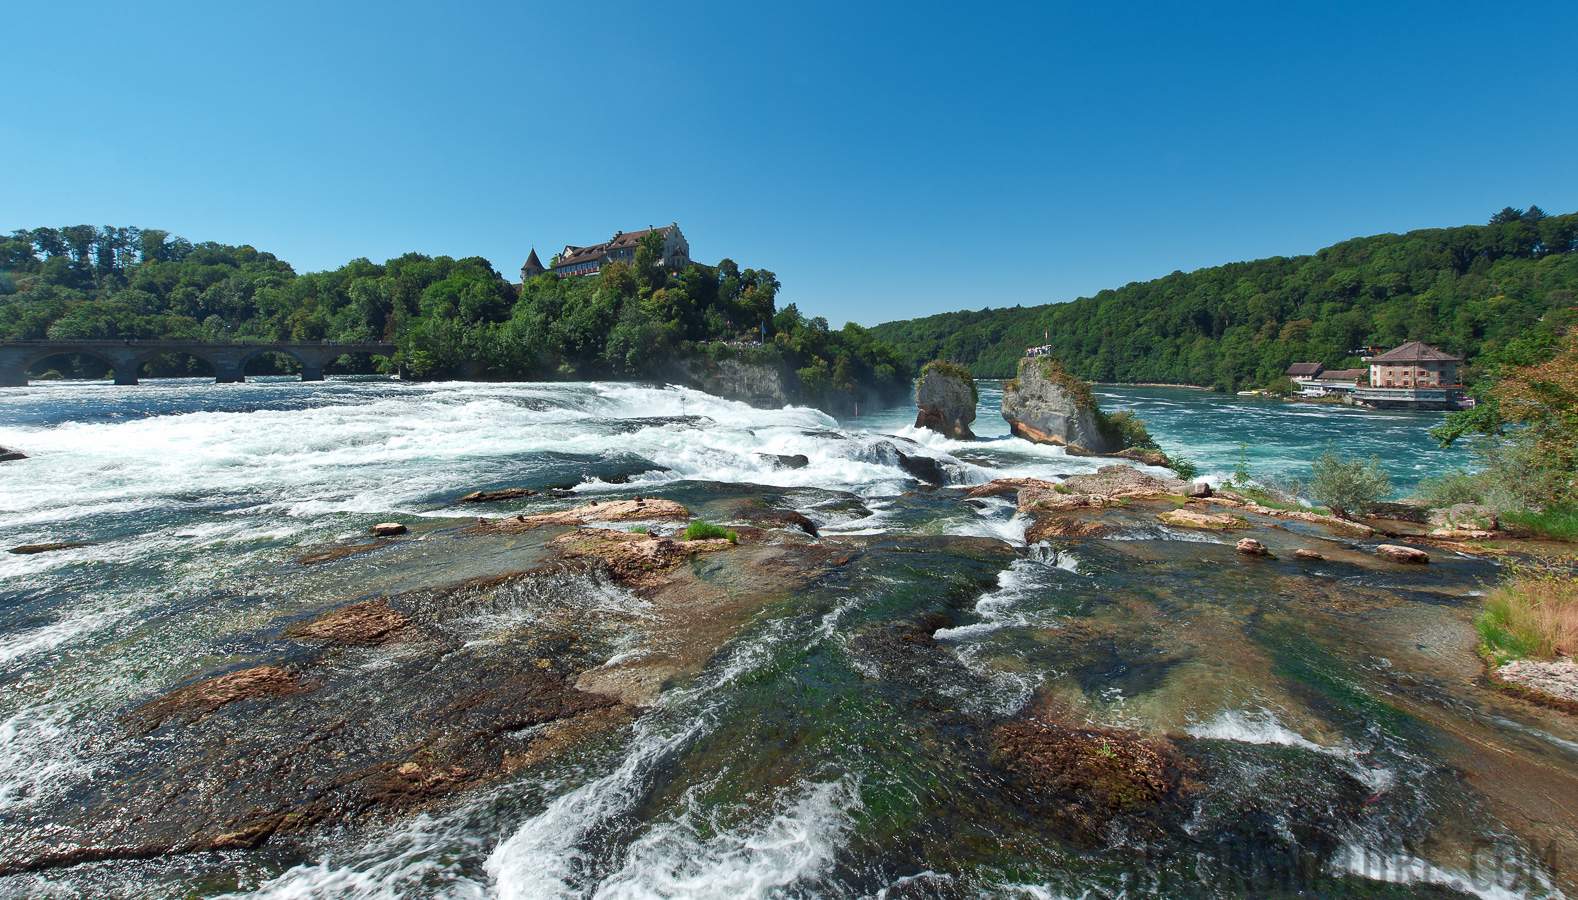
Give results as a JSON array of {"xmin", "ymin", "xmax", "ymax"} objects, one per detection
[{"xmin": 0, "ymin": 340, "xmax": 397, "ymax": 386}]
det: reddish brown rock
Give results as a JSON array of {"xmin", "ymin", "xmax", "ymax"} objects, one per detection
[
  {"xmin": 125, "ymin": 665, "xmax": 317, "ymax": 736},
  {"xmin": 990, "ymin": 719, "xmax": 1180, "ymax": 842},
  {"xmin": 1235, "ymin": 538, "xmax": 1270, "ymax": 556},
  {"xmin": 8, "ymin": 542, "xmax": 95, "ymax": 555},
  {"xmin": 286, "ymin": 599, "xmax": 413, "ymax": 646},
  {"xmin": 550, "ymin": 527, "xmax": 731, "ymax": 587},
  {"xmin": 1112, "ymin": 448, "xmax": 1169, "ymax": 466},
  {"xmin": 458, "ymin": 488, "xmax": 538, "ymax": 503},
  {"xmin": 1025, "ymin": 516, "xmax": 1114, "ymax": 542},
  {"xmin": 370, "ymin": 522, "xmax": 408, "ymax": 536},
  {"xmin": 1293, "ymin": 548, "xmax": 1325, "ymax": 560}
]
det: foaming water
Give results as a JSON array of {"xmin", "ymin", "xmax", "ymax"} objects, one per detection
[
  {"xmin": 582, "ymin": 777, "xmax": 859, "ymax": 900},
  {"xmin": 485, "ymin": 611, "xmax": 841, "ymax": 900},
  {"xmin": 0, "ymin": 703, "xmax": 88, "ymax": 810},
  {"xmin": 2, "ymin": 377, "xmax": 1555, "ymax": 899},
  {"xmin": 1185, "ymin": 707, "xmax": 1341, "ymax": 754}
]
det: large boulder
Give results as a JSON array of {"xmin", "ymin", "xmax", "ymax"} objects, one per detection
[
  {"xmin": 1001, "ymin": 357, "xmax": 1113, "ymax": 453},
  {"xmin": 913, "ymin": 361, "xmax": 977, "ymax": 440},
  {"xmin": 1427, "ymin": 503, "xmax": 1497, "ymax": 532},
  {"xmin": 1063, "ymin": 465, "xmax": 1194, "ymax": 497},
  {"xmin": 1375, "ymin": 544, "xmax": 1429, "ymax": 564}
]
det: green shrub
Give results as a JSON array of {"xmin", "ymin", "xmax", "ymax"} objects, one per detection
[
  {"xmin": 1165, "ymin": 453, "xmax": 1199, "ymax": 481},
  {"xmin": 683, "ymin": 519, "xmax": 737, "ymax": 543},
  {"xmin": 1097, "ymin": 409, "xmax": 1158, "ymax": 451},
  {"xmin": 1232, "ymin": 442, "xmax": 1253, "ymax": 487},
  {"xmin": 1307, "ymin": 449, "xmax": 1392, "ymax": 519},
  {"xmin": 629, "ymin": 525, "xmax": 649, "ymax": 535},
  {"xmin": 1472, "ymin": 436, "xmax": 1572, "ymax": 513},
  {"xmin": 1414, "ymin": 468, "xmax": 1484, "ymax": 508}
]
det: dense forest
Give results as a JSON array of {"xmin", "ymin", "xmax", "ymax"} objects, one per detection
[
  {"xmin": 0, "ymin": 227, "xmax": 908, "ymax": 412},
  {"xmin": 871, "ymin": 207, "xmax": 1578, "ymax": 390}
]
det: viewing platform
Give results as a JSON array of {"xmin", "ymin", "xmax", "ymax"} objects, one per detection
[
  {"xmin": 1350, "ymin": 384, "xmax": 1467, "ymax": 410},
  {"xmin": 0, "ymin": 339, "xmax": 396, "ymax": 387}
]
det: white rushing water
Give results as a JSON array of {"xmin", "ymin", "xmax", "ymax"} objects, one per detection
[{"xmin": 0, "ymin": 377, "xmax": 1540, "ymax": 900}]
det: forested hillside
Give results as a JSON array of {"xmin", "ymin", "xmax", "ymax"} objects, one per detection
[
  {"xmin": 0, "ymin": 226, "xmax": 907, "ymax": 411},
  {"xmin": 872, "ymin": 208, "xmax": 1578, "ymax": 390}
]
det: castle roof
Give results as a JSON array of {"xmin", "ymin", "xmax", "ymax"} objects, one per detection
[
  {"xmin": 556, "ymin": 225, "xmax": 677, "ymax": 268},
  {"xmin": 1368, "ymin": 341, "xmax": 1461, "ymax": 363},
  {"xmin": 523, "ymin": 248, "xmax": 544, "ymax": 271}
]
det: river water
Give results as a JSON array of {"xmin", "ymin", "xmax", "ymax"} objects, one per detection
[{"xmin": 1, "ymin": 378, "xmax": 1574, "ymax": 899}]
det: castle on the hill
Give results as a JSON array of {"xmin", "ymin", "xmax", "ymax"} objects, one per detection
[{"xmin": 521, "ymin": 223, "xmax": 691, "ymax": 281}]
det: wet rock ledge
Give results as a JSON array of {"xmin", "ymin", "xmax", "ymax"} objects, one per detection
[{"xmin": 0, "ymin": 496, "xmax": 854, "ymax": 877}]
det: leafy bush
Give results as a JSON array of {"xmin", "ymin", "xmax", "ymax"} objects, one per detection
[
  {"xmin": 1473, "ymin": 437, "xmax": 1571, "ymax": 513},
  {"xmin": 1166, "ymin": 453, "xmax": 1199, "ymax": 481},
  {"xmin": 1096, "ymin": 409, "xmax": 1158, "ymax": 451},
  {"xmin": 1307, "ymin": 449, "xmax": 1391, "ymax": 519},
  {"xmin": 1414, "ymin": 468, "xmax": 1484, "ymax": 508},
  {"xmin": 1478, "ymin": 560, "xmax": 1578, "ymax": 663},
  {"xmin": 683, "ymin": 519, "xmax": 737, "ymax": 543},
  {"xmin": 629, "ymin": 525, "xmax": 649, "ymax": 535},
  {"xmin": 1415, "ymin": 434, "xmax": 1571, "ymax": 520}
]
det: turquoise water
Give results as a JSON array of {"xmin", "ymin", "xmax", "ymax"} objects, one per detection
[{"xmin": 851, "ymin": 381, "xmax": 1472, "ymax": 493}]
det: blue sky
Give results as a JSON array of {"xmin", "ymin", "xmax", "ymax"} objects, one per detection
[{"xmin": 5, "ymin": 1, "xmax": 1576, "ymax": 326}]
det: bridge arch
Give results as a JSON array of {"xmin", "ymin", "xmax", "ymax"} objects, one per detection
[
  {"xmin": 18, "ymin": 348, "xmax": 141, "ymax": 385},
  {"xmin": 131, "ymin": 348, "xmax": 218, "ymax": 380},
  {"xmin": 238, "ymin": 347, "xmax": 319, "ymax": 381},
  {"xmin": 22, "ymin": 350, "xmax": 114, "ymax": 381}
]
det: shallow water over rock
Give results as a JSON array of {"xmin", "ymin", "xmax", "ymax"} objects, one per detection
[{"xmin": 0, "ymin": 378, "xmax": 1574, "ymax": 899}]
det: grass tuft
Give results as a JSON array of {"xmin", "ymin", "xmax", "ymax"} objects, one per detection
[
  {"xmin": 1500, "ymin": 505, "xmax": 1578, "ymax": 543},
  {"xmin": 683, "ymin": 519, "xmax": 738, "ymax": 543},
  {"xmin": 1477, "ymin": 560, "xmax": 1578, "ymax": 664}
]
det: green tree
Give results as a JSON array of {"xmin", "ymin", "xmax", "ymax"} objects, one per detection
[{"xmin": 1308, "ymin": 449, "xmax": 1392, "ymax": 519}]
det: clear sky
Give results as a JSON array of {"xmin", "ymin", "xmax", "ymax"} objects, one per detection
[{"xmin": 5, "ymin": 1, "xmax": 1576, "ymax": 327}]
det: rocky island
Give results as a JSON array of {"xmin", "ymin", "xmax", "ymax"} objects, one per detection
[
  {"xmin": 1001, "ymin": 356, "xmax": 1169, "ymax": 465},
  {"xmin": 913, "ymin": 360, "xmax": 977, "ymax": 439}
]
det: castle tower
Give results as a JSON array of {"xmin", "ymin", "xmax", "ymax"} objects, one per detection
[{"xmin": 520, "ymin": 248, "xmax": 546, "ymax": 281}]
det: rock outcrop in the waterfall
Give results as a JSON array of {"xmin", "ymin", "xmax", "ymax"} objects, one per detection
[
  {"xmin": 913, "ymin": 360, "xmax": 977, "ymax": 439},
  {"xmin": 1001, "ymin": 356, "xmax": 1115, "ymax": 454},
  {"xmin": 676, "ymin": 358, "xmax": 790, "ymax": 408}
]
